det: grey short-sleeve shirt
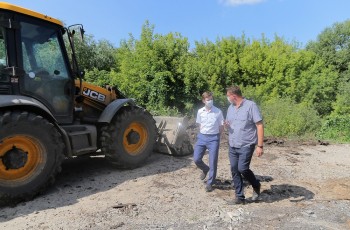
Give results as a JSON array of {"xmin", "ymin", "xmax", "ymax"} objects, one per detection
[{"xmin": 226, "ymin": 98, "xmax": 263, "ymax": 148}]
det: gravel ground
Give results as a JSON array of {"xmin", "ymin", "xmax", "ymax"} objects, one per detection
[{"xmin": 1, "ymin": 139, "xmax": 349, "ymax": 230}]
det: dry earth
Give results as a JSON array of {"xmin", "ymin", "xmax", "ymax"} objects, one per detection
[{"xmin": 1, "ymin": 138, "xmax": 350, "ymax": 230}]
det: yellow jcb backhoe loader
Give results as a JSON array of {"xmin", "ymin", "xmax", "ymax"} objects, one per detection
[{"xmin": 0, "ymin": 2, "xmax": 192, "ymax": 204}]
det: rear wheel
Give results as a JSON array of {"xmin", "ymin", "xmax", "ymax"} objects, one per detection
[
  {"xmin": 0, "ymin": 111, "xmax": 64, "ymax": 205},
  {"xmin": 100, "ymin": 106, "xmax": 156, "ymax": 168}
]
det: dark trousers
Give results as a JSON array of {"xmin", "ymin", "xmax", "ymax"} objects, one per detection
[
  {"xmin": 228, "ymin": 145, "xmax": 260, "ymax": 199},
  {"xmin": 193, "ymin": 133, "xmax": 220, "ymax": 186}
]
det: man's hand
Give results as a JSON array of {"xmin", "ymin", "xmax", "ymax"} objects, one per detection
[
  {"xmin": 256, "ymin": 146, "xmax": 263, "ymax": 157},
  {"xmin": 224, "ymin": 120, "xmax": 230, "ymax": 128}
]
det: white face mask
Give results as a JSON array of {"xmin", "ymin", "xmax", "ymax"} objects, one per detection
[
  {"xmin": 205, "ymin": 100, "xmax": 213, "ymax": 108},
  {"xmin": 227, "ymin": 96, "xmax": 236, "ymax": 105}
]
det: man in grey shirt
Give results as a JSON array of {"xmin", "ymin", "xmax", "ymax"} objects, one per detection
[{"xmin": 225, "ymin": 85, "xmax": 264, "ymax": 205}]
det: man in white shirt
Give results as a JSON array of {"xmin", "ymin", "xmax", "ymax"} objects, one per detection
[{"xmin": 193, "ymin": 91, "xmax": 224, "ymax": 192}]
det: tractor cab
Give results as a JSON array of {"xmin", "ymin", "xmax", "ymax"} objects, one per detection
[{"xmin": 0, "ymin": 3, "xmax": 75, "ymax": 124}]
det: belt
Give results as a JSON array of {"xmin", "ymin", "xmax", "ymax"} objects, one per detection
[{"xmin": 200, "ymin": 133, "xmax": 220, "ymax": 136}]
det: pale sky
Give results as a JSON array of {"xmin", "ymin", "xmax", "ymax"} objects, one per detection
[{"xmin": 7, "ymin": 0, "xmax": 350, "ymax": 48}]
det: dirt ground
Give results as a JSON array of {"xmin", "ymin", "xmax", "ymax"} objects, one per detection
[{"xmin": 1, "ymin": 138, "xmax": 350, "ymax": 230}]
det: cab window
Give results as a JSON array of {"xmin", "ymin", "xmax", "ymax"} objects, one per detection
[{"xmin": 20, "ymin": 21, "xmax": 71, "ymax": 115}]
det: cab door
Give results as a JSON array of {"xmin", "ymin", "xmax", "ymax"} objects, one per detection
[{"xmin": 17, "ymin": 15, "xmax": 74, "ymax": 124}]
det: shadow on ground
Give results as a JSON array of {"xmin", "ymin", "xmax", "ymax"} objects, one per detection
[
  {"xmin": 214, "ymin": 175, "xmax": 314, "ymax": 203},
  {"xmin": 0, "ymin": 152, "xmax": 192, "ymax": 222},
  {"xmin": 214, "ymin": 175, "xmax": 274, "ymax": 190},
  {"xmin": 260, "ymin": 184, "xmax": 315, "ymax": 203}
]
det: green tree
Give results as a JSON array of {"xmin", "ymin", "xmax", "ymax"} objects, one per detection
[
  {"xmin": 331, "ymin": 74, "xmax": 350, "ymax": 115},
  {"xmin": 238, "ymin": 37, "xmax": 338, "ymax": 116},
  {"xmin": 84, "ymin": 68, "xmax": 112, "ymax": 87},
  {"xmin": 66, "ymin": 33, "xmax": 116, "ymax": 72},
  {"xmin": 111, "ymin": 21, "xmax": 190, "ymax": 114},
  {"xmin": 182, "ymin": 36, "xmax": 246, "ymax": 112},
  {"xmin": 307, "ymin": 20, "xmax": 350, "ymax": 74}
]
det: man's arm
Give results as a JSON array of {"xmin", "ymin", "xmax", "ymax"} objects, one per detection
[
  {"xmin": 218, "ymin": 109, "xmax": 225, "ymax": 135},
  {"xmin": 195, "ymin": 110, "xmax": 201, "ymax": 130},
  {"xmin": 255, "ymin": 121, "xmax": 264, "ymax": 157},
  {"xmin": 219, "ymin": 125, "xmax": 224, "ymax": 134}
]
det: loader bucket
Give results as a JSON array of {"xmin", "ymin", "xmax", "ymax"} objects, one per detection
[{"xmin": 153, "ymin": 116, "xmax": 193, "ymax": 156}]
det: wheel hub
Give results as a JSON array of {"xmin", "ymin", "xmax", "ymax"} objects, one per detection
[
  {"xmin": 126, "ymin": 129, "xmax": 140, "ymax": 145},
  {"xmin": 1, "ymin": 147, "xmax": 28, "ymax": 170}
]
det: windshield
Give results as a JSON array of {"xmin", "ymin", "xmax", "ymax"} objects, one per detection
[
  {"xmin": 21, "ymin": 22, "xmax": 69, "ymax": 77},
  {"xmin": 20, "ymin": 21, "xmax": 72, "ymax": 115}
]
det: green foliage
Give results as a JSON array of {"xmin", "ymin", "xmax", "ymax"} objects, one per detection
[
  {"xmin": 112, "ymin": 21, "xmax": 190, "ymax": 115},
  {"xmin": 331, "ymin": 76, "xmax": 350, "ymax": 116},
  {"xmin": 261, "ymin": 97, "xmax": 320, "ymax": 138},
  {"xmin": 187, "ymin": 36, "xmax": 339, "ymax": 117},
  {"xmin": 66, "ymin": 34, "xmax": 116, "ymax": 71},
  {"xmin": 240, "ymin": 85, "xmax": 265, "ymax": 106},
  {"xmin": 306, "ymin": 20, "xmax": 350, "ymax": 73},
  {"xmin": 213, "ymin": 94, "xmax": 230, "ymax": 115},
  {"xmin": 84, "ymin": 68, "xmax": 112, "ymax": 87},
  {"xmin": 185, "ymin": 36, "xmax": 245, "ymax": 99},
  {"xmin": 147, "ymin": 105, "xmax": 181, "ymax": 116},
  {"xmin": 64, "ymin": 19, "xmax": 350, "ymax": 142},
  {"xmin": 317, "ymin": 115, "xmax": 350, "ymax": 142},
  {"xmin": 296, "ymin": 59, "xmax": 339, "ymax": 116}
]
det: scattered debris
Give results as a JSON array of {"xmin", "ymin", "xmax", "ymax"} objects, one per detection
[
  {"xmin": 318, "ymin": 140, "xmax": 330, "ymax": 146},
  {"xmin": 109, "ymin": 222, "xmax": 125, "ymax": 229},
  {"xmin": 112, "ymin": 203, "xmax": 137, "ymax": 209},
  {"xmin": 264, "ymin": 138, "xmax": 285, "ymax": 145}
]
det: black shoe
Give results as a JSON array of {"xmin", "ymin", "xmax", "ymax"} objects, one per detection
[
  {"xmin": 252, "ymin": 183, "xmax": 261, "ymax": 201},
  {"xmin": 205, "ymin": 184, "xmax": 213, "ymax": 192},
  {"xmin": 200, "ymin": 170, "xmax": 208, "ymax": 180},
  {"xmin": 227, "ymin": 198, "xmax": 245, "ymax": 205}
]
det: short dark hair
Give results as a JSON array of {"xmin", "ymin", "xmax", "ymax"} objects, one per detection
[
  {"xmin": 201, "ymin": 91, "xmax": 213, "ymax": 99},
  {"xmin": 226, "ymin": 85, "xmax": 242, "ymax": 96}
]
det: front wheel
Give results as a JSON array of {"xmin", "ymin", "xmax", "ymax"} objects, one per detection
[
  {"xmin": 100, "ymin": 106, "xmax": 157, "ymax": 168},
  {"xmin": 0, "ymin": 111, "xmax": 64, "ymax": 205}
]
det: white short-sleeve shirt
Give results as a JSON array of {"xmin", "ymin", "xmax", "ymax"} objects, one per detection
[{"xmin": 196, "ymin": 105, "xmax": 224, "ymax": 135}]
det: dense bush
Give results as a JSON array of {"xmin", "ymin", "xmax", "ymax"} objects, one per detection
[
  {"xmin": 261, "ymin": 97, "xmax": 320, "ymax": 138},
  {"xmin": 317, "ymin": 115, "xmax": 350, "ymax": 142},
  {"xmin": 84, "ymin": 68, "xmax": 112, "ymax": 87},
  {"xmin": 331, "ymin": 79, "xmax": 350, "ymax": 116}
]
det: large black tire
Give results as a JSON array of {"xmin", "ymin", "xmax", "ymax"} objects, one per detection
[
  {"xmin": 100, "ymin": 106, "xmax": 157, "ymax": 169},
  {"xmin": 0, "ymin": 111, "xmax": 64, "ymax": 205}
]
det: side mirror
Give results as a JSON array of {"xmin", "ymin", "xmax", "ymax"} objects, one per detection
[
  {"xmin": 68, "ymin": 24, "xmax": 85, "ymax": 41},
  {"xmin": 79, "ymin": 27, "xmax": 85, "ymax": 40}
]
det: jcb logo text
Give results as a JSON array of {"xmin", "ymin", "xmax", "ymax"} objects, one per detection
[{"xmin": 82, "ymin": 87, "xmax": 106, "ymax": 102}]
